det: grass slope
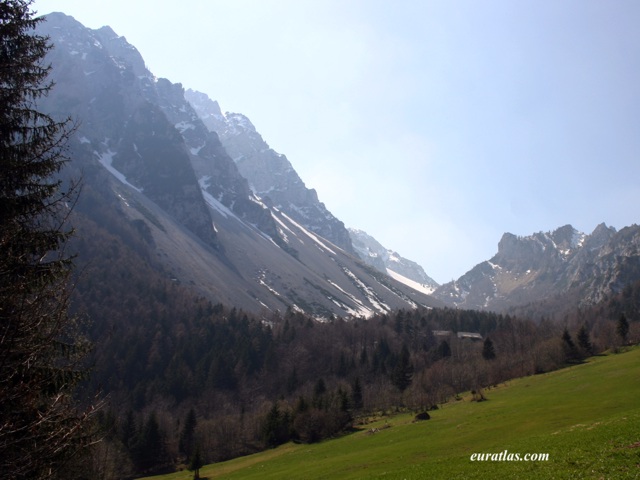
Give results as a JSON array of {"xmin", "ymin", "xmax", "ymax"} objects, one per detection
[{"xmin": 142, "ymin": 348, "xmax": 640, "ymax": 479}]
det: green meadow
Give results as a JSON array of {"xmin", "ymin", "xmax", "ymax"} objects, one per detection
[{"xmin": 142, "ymin": 348, "xmax": 640, "ymax": 479}]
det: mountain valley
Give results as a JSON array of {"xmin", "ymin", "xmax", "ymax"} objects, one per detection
[
  {"xmin": 37, "ymin": 12, "xmax": 640, "ymax": 321},
  {"xmin": 9, "ymin": 10, "xmax": 640, "ymax": 478}
]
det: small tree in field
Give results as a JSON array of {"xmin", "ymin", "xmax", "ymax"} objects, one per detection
[
  {"xmin": 0, "ymin": 1, "xmax": 97, "ymax": 478},
  {"xmin": 188, "ymin": 446, "xmax": 204, "ymax": 480}
]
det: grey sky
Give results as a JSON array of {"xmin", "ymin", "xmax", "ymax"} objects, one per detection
[{"xmin": 33, "ymin": 0, "xmax": 640, "ymax": 283}]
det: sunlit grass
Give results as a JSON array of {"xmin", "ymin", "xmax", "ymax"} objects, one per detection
[{"xmin": 142, "ymin": 347, "xmax": 640, "ymax": 479}]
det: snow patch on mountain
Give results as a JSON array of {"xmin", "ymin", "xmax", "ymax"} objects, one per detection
[
  {"xmin": 95, "ymin": 147, "xmax": 141, "ymax": 192},
  {"xmin": 386, "ymin": 269, "xmax": 436, "ymax": 295},
  {"xmin": 348, "ymin": 228, "xmax": 439, "ymax": 290},
  {"xmin": 257, "ymin": 270, "xmax": 282, "ymax": 298},
  {"xmin": 174, "ymin": 120, "xmax": 196, "ymax": 133},
  {"xmin": 325, "ymin": 279, "xmax": 375, "ymax": 318},
  {"xmin": 281, "ymin": 212, "xmax": 337, "ymax": 255},
  {"xmin": 341, "ymin": 266, "xmax": 391, "ymax": 314}
]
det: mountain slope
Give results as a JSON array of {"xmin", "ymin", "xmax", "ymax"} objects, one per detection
[
  {"xmin": 434, "ymin": 223, "xmax": 640, "ymax": 313},
  {"xmin": 185, "ymin": 90, "xmax": 443, "ymax": 294},
  {"xmin": 348, "ymin": 228, "xmax": 439, "ymax": 294},
  {"xmin": 39, "ymin": 14, "xmax": 219, "ymax": 249},
  {"xmin": 37, "ymin": 13, "xmax": 441, "ymax": 317},
  {"xmin": 185, "ymin": 89, "xmax": 355, "ymax": 254}
]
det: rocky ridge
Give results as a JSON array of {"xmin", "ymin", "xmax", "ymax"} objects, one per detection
[{"xmin": 433, "ymin": 223, "xmax": 640, "ymax": 312}]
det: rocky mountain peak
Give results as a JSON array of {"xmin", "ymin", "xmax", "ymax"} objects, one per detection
[
  {"xmin": 184, "ymin": 89, "xmax": 226, "ymax": 130},
  {"xmin": 225, "ymin": 112, "xmax": 257, "ymax": 135},
  {"xmin": 495, "ymin": 231, "xmax": 545, "ymax": 271},
  {"xmin": 92, "ymin": 25, "xmax": 149, "ymax": 80},
  {"xmin": 155, "ymin": 78, "xmax": 185, "ymax": 102},
  {"xmin": 434, "ymin": 222, "xmax": 640, "ymax": 314},
  {"xmin": 38, "ymin": 12, "xmax": 85, "ymax": 39},
  {"xmin": 585, "ymin": 223, "xmax": 617, "ymax": 250},
  {"xmin": 186, "ymin": 89, "xmax": 355, "ymax": 254},
  {"xmin": 549, "ymin": 224, "xmax": 584, "ymax": 251},
  {"xmin": 494, "ymin": 225, "xmax": 587, "ymax": 273}
]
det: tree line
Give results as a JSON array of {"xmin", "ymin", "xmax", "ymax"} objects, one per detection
[{"xmin": 84, "ymin": 296, "xmax": 637, "ymax": 477}]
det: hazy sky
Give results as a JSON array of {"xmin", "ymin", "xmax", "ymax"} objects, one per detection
[{"xmin": 33, "ymin": 0, "xmax": 640, "ymax": 283}]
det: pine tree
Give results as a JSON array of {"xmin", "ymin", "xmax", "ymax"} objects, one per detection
[
  {"xmin": 179, "ymin": 408, "xmax": 197, "ymax": 459},
  {"xmin": 391, "ymin": 344, "xmax": 414, "ymax": 392},
  {"xmin": 132, "ymin": 412, "xmax": 166, "ymax": 473},
  {"xmin": 120, "ymin": 410, "xmax": 137, "ymax": 450},
  {"xmin": 576, "ymin": 324, "xmax": 593, "ymax": 356},
  {"xmin": 436, "ymin": 339, "xmax": 451, "ymax": 360},
  {"xmin": 0, "ymin": 2, "xmax": 96, "ymax": 478},
  {"xmin": 561, "ymin": 328, "xmax": 580, "ymax": 362},
  {"xmin": 482, "ymin": 337, "xmax": 496, "ymax": 360},
  {"xmin": 261, "ymin": 402, "xmax": 289, "ymax": 448},
  {"xmin": 351, "ymin": 377, "xmax": 363, "ymax": 411},
  {"xmin": 617, "ymin": 313, "xmax": 629, "ymax": 345}
]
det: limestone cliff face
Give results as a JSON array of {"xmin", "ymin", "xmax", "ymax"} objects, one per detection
[{"xmin": 39, "ymin": 13, "xmax": 218, "ymax": 248}]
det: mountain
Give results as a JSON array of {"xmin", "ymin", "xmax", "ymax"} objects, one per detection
[
  {"xmin": 348, "ymin": 228, "xmax": 439, "ymax": 295},
  {"xmin": 33, "ymin": 13, "xmax": 640, "ymax": 320},
  {"xmin": 184, "ymin": 91, "xmax": 443, "ymax": 294},
  {"xmin": 433, "ymin": 223, "xmax": 640, "ymax": 314},
  {"xmin": 185, "ymin": 89, "xmax": 355, "ymax": 254},
  {"xmin": 36, "ymin": 13, "xmax": 441, "ymax": 318}
]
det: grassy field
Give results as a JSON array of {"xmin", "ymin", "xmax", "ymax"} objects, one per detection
[{"xmin": 142, "ymin": 347, "xmax": 640, "ymax": 479}]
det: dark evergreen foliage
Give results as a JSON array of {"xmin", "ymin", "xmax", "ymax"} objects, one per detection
[
  {"xmin": 617, "ymin": 313, "xmax": 629, "ymax": 344},
  {"xmin": 351, "ymin": 377, "xmax": 363, "ymax": 410},
  {"xmin": 436, "ymin": 339, "xmax": 452, "ymax": 360},
  {"xmin": 261, "ymin": 403, "xmax": 290, "ymax": 448},
  {"xmin": 0, "ymin": 2, "xmax": 97, "ymax": 477},
  {"xmin": 131, "ymin": 412, "xmax": 167, "ymax": 474},
  {"xmin": 179, "ymin": 408, "xmax": 197, "ymax": 459},
  {"xmin": 482, "ymin": 337, "xmax": 496, "ymax": 360},
  {"xmin": 561, "ymin": 328, "xmax": 581, "ymax": 363},
  {"xmin": 188, "ymin": 446, "xmax": 204, "ymax": 480},
  {"xmin": 576, "ymin": 324, "xmax": 593, "ymax": 355},
  {"xmin": 391, "ymin": 344, "xmax": 414, "ymax": 392}
]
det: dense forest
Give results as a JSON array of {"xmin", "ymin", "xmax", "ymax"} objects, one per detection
[{"xmin": 69, "ymin": 189, "xmax": 640, "ymax": 477}]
